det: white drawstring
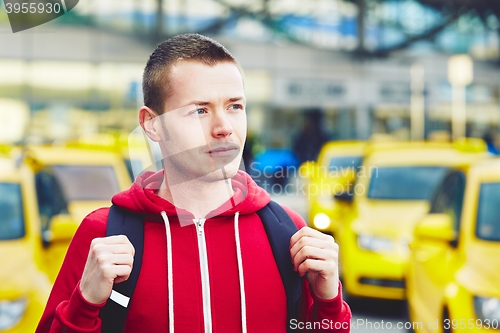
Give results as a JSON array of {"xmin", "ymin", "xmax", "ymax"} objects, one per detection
[
  {"xmin": 161, "ymin": 211, "xmax": 175, "ymax": 333},
  {"xmin": 161, "ymin": 211, "xmax": 247, "ymax": 333},
  {"xmin": 234, "ymin": 211, "xmax": 247, "ymax": 333}
]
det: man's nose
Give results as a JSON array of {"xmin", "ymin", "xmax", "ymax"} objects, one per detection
[{"xmin": 211, "ymin": 111, "xmax": 233, "ymax": 138}]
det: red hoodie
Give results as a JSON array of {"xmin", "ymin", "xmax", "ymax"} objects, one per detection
[{"xmin": 37, "ymin": 170, "xmax": 351, "ymax": 332}]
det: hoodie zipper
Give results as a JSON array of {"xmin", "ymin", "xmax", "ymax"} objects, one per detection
[{"xmin": 194, "ymin": 218, "xmax": 212, "ymax": 333}]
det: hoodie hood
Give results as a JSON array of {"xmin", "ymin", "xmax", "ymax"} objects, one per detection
[{"xmin": 112, "ymin": 170, "xmax": 271, "ymax": 218}]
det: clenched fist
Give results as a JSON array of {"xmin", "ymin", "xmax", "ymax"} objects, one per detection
[
  {"xmin": 79, "ymin": 235, "xmax": 135, "ymax": 305},
  {"xmin": 290, "ymin": 227, "xmax": 340, "ymax": 300}
]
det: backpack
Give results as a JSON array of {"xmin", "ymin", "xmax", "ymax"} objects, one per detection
[{"xmin": 99, "ymin": 201, "xmax": 302, "ymax": 333}]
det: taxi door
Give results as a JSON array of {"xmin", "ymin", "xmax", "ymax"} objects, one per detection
[{"xmin": 408, "ymin": 172, "xmax": 465, "ymax": 332}]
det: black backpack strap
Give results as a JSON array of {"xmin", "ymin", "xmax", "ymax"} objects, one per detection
[
  {"xmin": 99, "ymin": 205, "xmax": 145, "ymax": 333},
  {"xmin": 257, "ymin": 201, "xmax": 303, "ymax": 332}
]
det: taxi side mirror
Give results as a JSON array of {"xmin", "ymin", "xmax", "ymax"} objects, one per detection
[
  {"xmin": 414, "ymin": 214, "xmax": 456, "ymax": 243},
  {"xmin": 332, "ymin": 168, "xmax": 357, "ymax": 196},
  {"xmin": 336, "ymin": 167, "xmax": 357, "ymax": 184},
  {"xmin": 299, "ymin": 161, "xmax": 317, "ymax": 179},
  {"xmin": 43, "ymin": 214, "xmax": 78, "ymax": 245}
]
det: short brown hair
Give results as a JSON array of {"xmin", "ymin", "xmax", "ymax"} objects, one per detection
[{"xmin": 142, "ymin": 33, "xmax": 242, "ymax": 114}]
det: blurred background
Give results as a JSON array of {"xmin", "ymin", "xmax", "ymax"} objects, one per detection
[
  {"xmin": 1, "ymin": 0, "xmax": 500, "ymax": 332},
  {"xmin": 1, "ymin": 0, "xmax": 500, "ymax": 148}
]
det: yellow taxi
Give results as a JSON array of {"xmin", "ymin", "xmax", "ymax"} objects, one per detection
[
  {"xmin": 406, "ymin": 158, "xmax": 500, "ymax": 333},
  {"xmin": 0, "ymin": 148, "xmax": 72, "ymax": 332},
  {"xmin": 336, "ymin": 140, "xmax": 488, "ymax": 301},
  {"xmin": 300, "ymin": 141, "xmax": 366, "ymax": 236},
  {"xmin": 22, "ymin": 145, "xmax": 131, "ymax": 281}
]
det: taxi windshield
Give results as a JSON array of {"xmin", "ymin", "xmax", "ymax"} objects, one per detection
[
  {"xmin": 328, "ymin": 156, "xmax": 363, "ymax": 172},
  {"xmin": 367, "ymin": 166, "xmax": 448, "ymax": 200},
  {"xmin": 476, "ymin": 182, "xmax": 500, "ymax": 242},
  {"xmin": 52, "ymin": 165, "xmax": 120, "ymax": 201},
  {"xmin": 0, "ymin": 183, "xmax": 25, "ymax": 240}
]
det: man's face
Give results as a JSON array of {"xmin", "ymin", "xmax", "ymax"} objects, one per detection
[{"xmin": 153, "ymin": 60, "xmax": 247, "ymax": 184}]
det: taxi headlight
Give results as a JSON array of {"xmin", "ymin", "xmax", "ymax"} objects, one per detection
[
  {"xmin": 474, "ymin": 296, "xmax": 500, "ymax": 322},
  {"xmin": 313, "ymin": 213, "xmax": 331, "ymax": 230},
  {"xmin": 357, "ymin": 234, "xmax": 394, "ymax": 253},
  {"xmin": 0, "ymin": 298, "xmax": 28, "ymax": 330}
]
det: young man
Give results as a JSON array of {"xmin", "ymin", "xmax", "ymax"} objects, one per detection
[{"xmin": 37, "ymin": 34, "xmax": 351, "ymax": 332}]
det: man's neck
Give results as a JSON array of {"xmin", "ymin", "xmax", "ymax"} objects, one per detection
[{"xmin": 157, "ymin": 174, "xmax": 235, "ymax": 218}]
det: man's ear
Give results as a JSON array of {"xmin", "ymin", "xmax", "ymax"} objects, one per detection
[{"xmin": 139, "ymin": 106, "xmax": 162, "ymax": 142}]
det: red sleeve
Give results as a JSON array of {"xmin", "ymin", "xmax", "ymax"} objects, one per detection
[
  {"xmin": 282, "ymin": 206, "xmax": 352, "ymax": 332},
  {"xmin": 36, "ymin": 208, "xmax": 109, "ymax": 333}
]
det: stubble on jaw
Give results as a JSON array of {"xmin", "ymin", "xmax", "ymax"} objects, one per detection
[{"xmin": 160, "ymin": 144, "xmax": 242, "ymax": 186}]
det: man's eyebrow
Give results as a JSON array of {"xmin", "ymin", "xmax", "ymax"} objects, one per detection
[
  {"xmin": 189, "ymin": 97, "xmax": 246, "ymax": 106},
  {"xmin": 228, "ymin": 96, "xmax": 245, "ymax": 102},
  {"xmin": 190, "ymin": 101, "xmax": 211, "ymax": 106}
]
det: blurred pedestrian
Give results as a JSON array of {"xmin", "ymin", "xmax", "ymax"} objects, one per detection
[
  {"xmin": 483, "ymin": 132, "xmax": 499, "ymax": 155},
  {"xmin": 293, "ymin": 108, "xmax": 330, "ymax": 164}
]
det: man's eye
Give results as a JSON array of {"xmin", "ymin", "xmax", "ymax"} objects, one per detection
[
  {"xmin": 195, "ymin": 108, "xmax": 206, "ymax": 115},
  {"xmin": 230, "ymin": 104, "xmax": 243, "ymax": 110}
]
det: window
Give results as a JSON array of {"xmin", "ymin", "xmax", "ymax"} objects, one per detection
[
  {"xmin": 429, "ymin": 172, "xmax": 465, "ymax": 234},
  {"xmin": 0, "ymin": 183, "xmax": 25, "ymax": 240},
  {"xmin": 328, "ymin": 156, "xmax": 363, "ymax": 173},
  {"xmin": 35, "ymin": 171, "xmax": 68, "ymax": 232},
  {"xmin": 476, "ymin": 183, "xmax": 500, "ymax": 242},
  {"xmin": 51, "ymin": 165, "xmax": 120, "ymax": 201},
  {"xmin": 367, "ymin": 166, "xmax": 448, "ymax": 200}
]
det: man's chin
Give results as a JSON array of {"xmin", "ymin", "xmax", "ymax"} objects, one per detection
[
  {"xmin": 198, "ymin": 165, "xmax": 239, "ymax": 183},
  {"xmin": 190, "ymin": 163, "xmax": 238, "ymax": 182}
]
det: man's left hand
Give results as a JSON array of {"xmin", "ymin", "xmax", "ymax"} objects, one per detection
[{"xmin": 290, "ymin": 227, "xmax": 339, "ymax": 300}]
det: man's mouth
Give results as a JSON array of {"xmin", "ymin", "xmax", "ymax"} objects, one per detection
[{"xmin": 206, "ymin": 143, "xmax": 240, "ymax": 157}]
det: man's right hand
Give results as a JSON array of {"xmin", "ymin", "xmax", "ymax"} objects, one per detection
[{"xmin": 79, "ymin": 235, "xmax": 135, "ymax": 305}]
